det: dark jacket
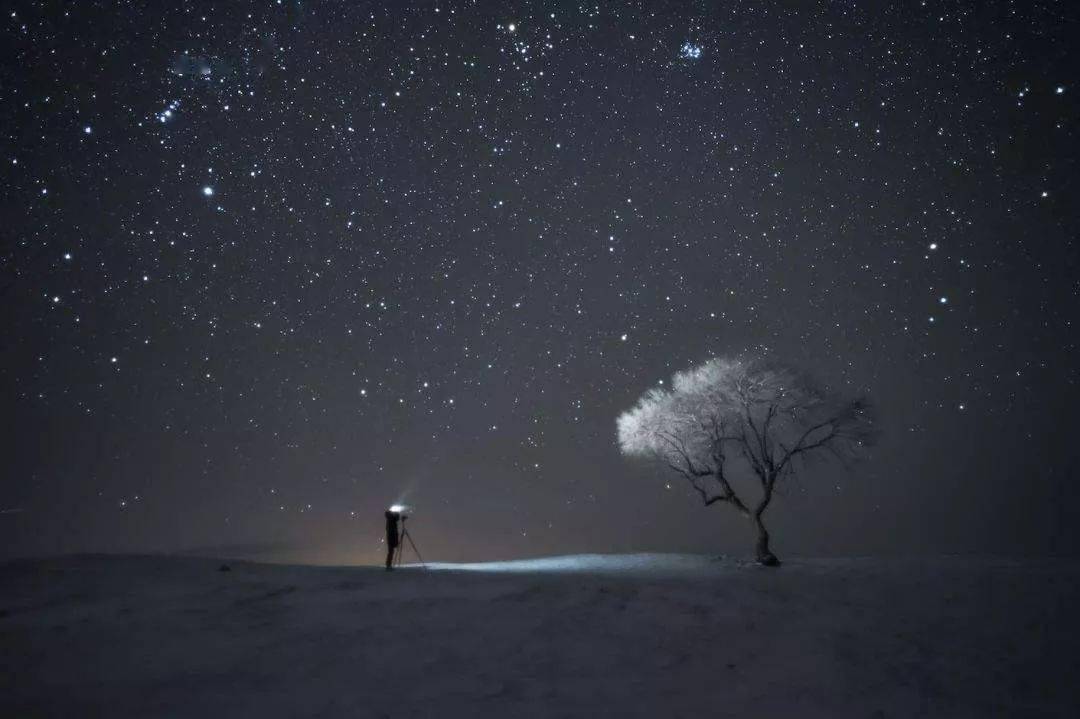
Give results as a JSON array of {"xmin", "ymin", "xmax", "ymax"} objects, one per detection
[{"xmin": 385, "ymin": 511, "xmax": 400, "ymax": 548}]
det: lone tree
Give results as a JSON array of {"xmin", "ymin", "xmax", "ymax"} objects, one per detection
[{"xmin": 617, "ymin": 357, "xmax": 877, "ymax": 566}]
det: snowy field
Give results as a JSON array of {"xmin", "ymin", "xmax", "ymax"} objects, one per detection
[{"xmin": 2, "ymin": 553, "xmax": 1077, "ymax": 718}]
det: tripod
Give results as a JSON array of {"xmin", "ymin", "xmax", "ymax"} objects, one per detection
[{"xmin": 394, "ymin": 516, "xmax": 425, "ymax": 567}]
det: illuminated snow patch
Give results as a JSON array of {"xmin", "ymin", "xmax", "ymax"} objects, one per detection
[{"xmin": 422, "ymin": 553, "xmax": 733, "ymax": 575}]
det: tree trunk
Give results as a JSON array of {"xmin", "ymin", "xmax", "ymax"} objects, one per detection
[{"xmin": 752, "ymin": 512, "xmax": 780, "ymax": 567}]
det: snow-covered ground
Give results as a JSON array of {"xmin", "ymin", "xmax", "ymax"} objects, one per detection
[{"xmin": 1, "ymin": 553, "xmax": 1077, "ymax": 717}]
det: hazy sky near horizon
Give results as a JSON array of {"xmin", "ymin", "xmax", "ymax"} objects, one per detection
[{"xmin": 2, "ymin": 1, "xmax": 1077, "ymax": 564}]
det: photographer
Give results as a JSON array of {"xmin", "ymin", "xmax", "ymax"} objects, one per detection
[{"xmin": 384, "ymin": 509, "xmax": 400, "ymax": 570}]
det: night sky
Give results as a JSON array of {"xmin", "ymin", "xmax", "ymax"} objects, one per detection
[{"xmin": 2, "ymin": 1, "xmax": 1077, "ymax": 565}]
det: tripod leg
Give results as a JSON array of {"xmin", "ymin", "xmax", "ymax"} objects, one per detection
[{"xmin": 403, "ymin": 529, "xmax": 425, "ymax": 566}]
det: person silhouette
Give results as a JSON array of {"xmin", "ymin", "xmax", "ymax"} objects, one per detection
[{"xmin": 384, "ymin": 509, "xmax": 400, "ymax": 570}]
